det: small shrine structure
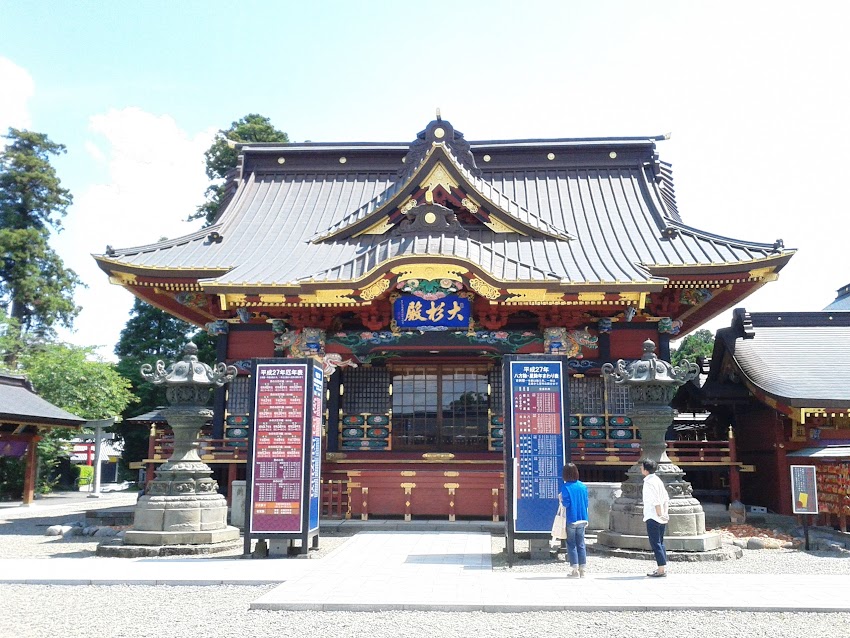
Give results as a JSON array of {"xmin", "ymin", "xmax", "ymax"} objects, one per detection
[
  {"xmin": 0, "ymin": 372, "xmax": 85, "ymax": 504},
  {"xmin": 692, "ymin": 300, "xmax": 850, "ymax": 529}
]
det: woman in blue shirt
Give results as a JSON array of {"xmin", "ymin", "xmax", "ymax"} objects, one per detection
[{"xmin": 560, "ymin": 463, "xmax": 590, "ymax": 578}]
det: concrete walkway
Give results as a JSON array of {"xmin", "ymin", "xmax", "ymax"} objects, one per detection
[{"xmin": 2, "ymin": 530, "xmax": 849, "ymax": 612}]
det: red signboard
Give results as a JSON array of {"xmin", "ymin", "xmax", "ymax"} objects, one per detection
[{"xmin": 249, "ymin": 363, "xmax": 309, "ymax": 534}]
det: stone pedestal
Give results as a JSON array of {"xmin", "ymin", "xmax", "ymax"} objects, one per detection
[
  {"xmin": 596, "ymin": 341, "xmax": 722, "ymax": 553},
  {"xmin": 587, "ymin": 482, "xmax": 622, "ymax": 530},
  {"xmin": 120, "ymin": 344, "xmax": 240, "ymax": 549},
  {"xmin": 230, "ymin": 480, "xmax": 246, "ymax": 529}
]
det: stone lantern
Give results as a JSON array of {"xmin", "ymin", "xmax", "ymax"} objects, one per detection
[
  {"xmin": 123, "ymin": 343, "xmax": 240, "ymax": 547},
  {"xmin": 596, "ymin": 340, "xmax": 722, "ymax": 552}
]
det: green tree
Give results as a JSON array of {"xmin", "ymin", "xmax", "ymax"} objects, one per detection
[
  {"xmin": 0, "ymin": 228, "xmax": 81, "ymax": 335},
  {"xmin": 23, "ymin": 343, "xmax": 136, "ymax": 420},
  {"xmin": 18, "ymin": 342, "xmax": 136, "ymax": 493},
  {"xmin": 671, "ymin": 329, "xmax": 714, "ymax": 367},
  {"xmin": 0, "ymin": 308, "xmax": 23, "ymax": 369},
  {"xmin": 191, "ymin": 114, "xmax": 289, "ymax": 225},
  {"xmin": 0, "ymin": 129, "xmax": 82, "ymax": 360},
  {"xmin": 0, "ymin": 128, "xmax": 72, "ymax": 233},
  {"xmin": 113, "ymin": 299, "xmax": 215, "ymax": 468}
]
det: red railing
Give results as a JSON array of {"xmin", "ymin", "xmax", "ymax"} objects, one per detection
[
  {"xmin": 147, "ymin": 436, "xmax": 734, "ymax": 466},
  {"xmin": 570, "ymin": 439, "xmax": 733, "ymax": 464}
]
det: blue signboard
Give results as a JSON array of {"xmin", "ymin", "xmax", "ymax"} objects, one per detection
[
  {"xmin": 393, "ymin": 295, "xmax": 471, "ymax": 330},
  {"xmin": 309, "ymin": 365, "xmax": 324, "ymax": 532},
  {"xmin": 504, "ymin": 357, "xmax": 569, "ymax": 536}
]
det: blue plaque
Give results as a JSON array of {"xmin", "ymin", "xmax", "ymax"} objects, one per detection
[{"xmin": 393, "ymin": 295, "xmax": 471, "ymax": 330}]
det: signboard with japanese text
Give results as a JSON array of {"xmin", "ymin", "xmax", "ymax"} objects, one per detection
[
  {"xmin": 503, "ymin": 355, "xmax": 570, "ymax": 539},
  {"xmin": 308, "ymin": 364, "xmax": 324, "ymax": 532},
  {"xmin": 790, "ymin": 464, "xmax": 818, "ymax": 515},
  {"xmin": 244, "ymin": 359, "xmax": 323, "ymax": 554},
  {"xmin": 393, "ymin": 295, "xmax": 471, "ymax": 330}
]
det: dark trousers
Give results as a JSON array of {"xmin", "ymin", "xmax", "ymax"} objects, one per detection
[{"xmin": 646, "ymin": 519, "xmax": 667, "ymax": 567}]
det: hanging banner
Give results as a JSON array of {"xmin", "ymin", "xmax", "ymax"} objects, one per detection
[{"xmin": 503, "ymin": 355, "xmax": 570, "ymax": 538}]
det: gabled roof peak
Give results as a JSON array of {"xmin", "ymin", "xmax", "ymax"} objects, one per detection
[{"xmin": 403, "ymin": 117, "xmax": 481, "ymax": 177}]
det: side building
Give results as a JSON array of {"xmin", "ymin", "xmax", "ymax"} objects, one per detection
[
  {"xmin": 94, "ymin": 117, "xmax": 794, "ymax": 519},
  {"xmin": 694, "ymin": 294, "xmax": 850, "ymax": 529}
]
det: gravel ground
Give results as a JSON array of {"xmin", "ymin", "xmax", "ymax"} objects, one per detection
[{"xmin": 2, "ymin": 490, "xmax": 850, "ymax": 637}]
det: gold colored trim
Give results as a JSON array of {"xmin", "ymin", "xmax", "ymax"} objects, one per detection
[
  {"xmin": 400, "ymin": 197, "xmax": 418, "ymax": 214},
  {"xmin": 419, "ymin": 162, "xmax": 459, "ymax": 194},
  {"xmin": 96, "ymin": 255, "xmax": 232, "ymax": 272},
  {"xmin": 360, "ymin": 277, "xmax": 391, "ymax": 300},
  {"xmin": 109, "ymin": 271, "xmax": 137, "ymax": 285},
  {"xmin": 645, "ymin": 252, "xmax": 795, "ymax": 270},
  {"xmin": 468, "ymin": 277, "xmax": 501, "ymax": 300},
  {"xmin": 577, "ymin": 292, "xmax": 606, "ymax": 303},
  {"xmin": 390, "ymin": 264, "xmax": 466, "ymax": 282},
  {"xmin": 484, "ymin": 217, "xmax": 526, "ymax": 235},
  {"xmin": 505, "ymin": 288, "xmax": 566, "ymax": 303},
  {"xmin": 296, "ymin": 289, "xmax": 358, "ymax": 305},
  {"xmin": 748, "ymin": 266, "xmax": 779, "ymax": 282},
  {"xmin": 354, "ymin": 217, "xmax": 395, "ymax": 237},
  {"xmin": 220, "ymin": 294, "xmax": 247, "ymax": 310}
]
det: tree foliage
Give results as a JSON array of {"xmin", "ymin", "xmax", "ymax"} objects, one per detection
[
  {"xmin": 13, "ymin": 342, "xmax": 136, "ymax": 494},
  {"xmin": 671, "ymin": 329, "xmax": 714, "ymax": 367},
  {"xmin": 0, "ymin": 228, "xmax": 81, "ymax": 335},
  {"xmin": 113, "ymin": 298, "xmax": 215, "ymax": 467},
  {"xmin": 22, "ymin": 343, "xmax": 136, "ymax": 420},
  {"xmin": 191, "ymin": 114, "xmax": 289, "ymax": 225},
  {"xmin": 0, "ymin": 128, "xmax": 73, "ymax": 233},
  {"xmin": 0, "ymin": 129, "xmax": 82, "ymax": 355}
]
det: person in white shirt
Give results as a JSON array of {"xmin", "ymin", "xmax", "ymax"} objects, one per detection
[{"xmin": 641, "ymin": 459, "xmax": 670, "ymax": 577}]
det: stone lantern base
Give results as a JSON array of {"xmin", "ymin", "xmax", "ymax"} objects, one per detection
[
  {"xmin": 597, "ymin": 493, "xmax": 722, "ymax": 552},
  {"xmin": 123, "ymin": 493, "xmax": 240, "ymax": 546}
]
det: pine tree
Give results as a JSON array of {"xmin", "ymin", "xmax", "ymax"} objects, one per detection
[
  {"xmin": 191, "ymin": 114, "xmax": 289, "ymax": 225},
  {"xmin": 0, "ymin": 129, "xmax": 81, "ymax": 360}
]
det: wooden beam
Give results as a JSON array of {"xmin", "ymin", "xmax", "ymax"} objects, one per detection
[{"xmin": 21, "ymin": 438, "xmax": 38, "ymax": 505}]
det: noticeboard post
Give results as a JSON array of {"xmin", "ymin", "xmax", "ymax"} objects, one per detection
[
  {"xmin": 503, "ymin": 354, "xmax": 570, "ymax": 561},
  {"xmin": 244, "ymin": 358, "xmax": 324, "ymax": 556},
  {"xmin": 790, "ymin": 464, "xmax": 818, "ymax": 550}
]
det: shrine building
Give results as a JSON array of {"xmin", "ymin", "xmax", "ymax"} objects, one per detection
[
  {"xmin": 94, "ymin": 117, "xmax": 795, "ymax": 520},
  {"xmin": 687, "ymin": 297, "xmax": 850, "ymax": 529}
]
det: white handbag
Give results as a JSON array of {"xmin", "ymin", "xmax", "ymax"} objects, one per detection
[{"xmin": 551, "ymin": 503, "xmax": 567, "ymax": 540}]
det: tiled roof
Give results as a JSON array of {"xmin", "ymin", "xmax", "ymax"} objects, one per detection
[
  {"xmin": 823, "ymin": 283, "xmax": 850, "ymax": 311},
  {"xmin": 712, "ymin": 310, "xmax": 850, "ymax": 407},
  {"xmin": 95, "ymin": 120, "xmax": 793, "ymax": 289},
  {"xmin": 0, "ymin": 373, "xmax": 86, "ymax": 427}
]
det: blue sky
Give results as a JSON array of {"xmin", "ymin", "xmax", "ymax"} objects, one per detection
[{"xmin": 1, "ymin": 1, "xmax": 849, "ymax": 359}]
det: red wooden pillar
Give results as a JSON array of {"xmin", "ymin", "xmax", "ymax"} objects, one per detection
[
  {"xmin": 21, "ymin": 435, "xmax": 39, "ymax": 505},
  {"xmin": 727, "ymin": 426, "xmax": 741, "ymax": 502}
]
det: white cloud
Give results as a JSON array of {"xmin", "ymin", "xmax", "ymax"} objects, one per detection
[
  {"xmin": 53, "ymin": 108, "xmax": 216, "ymax": 358},
  {"xmin": 0, "ymin": 57, "xmax": 34, "ymax": 133}
]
